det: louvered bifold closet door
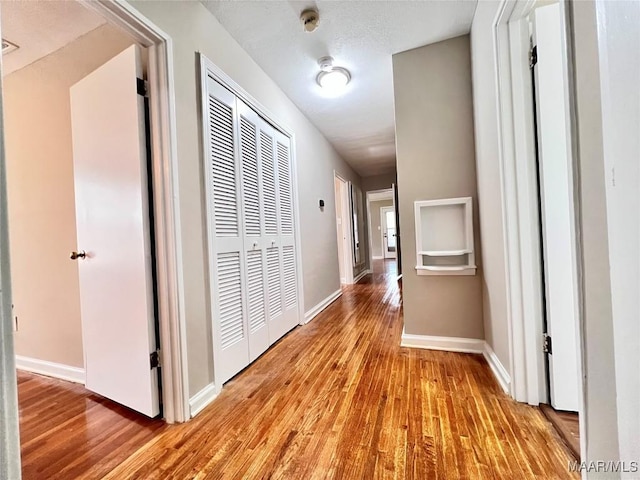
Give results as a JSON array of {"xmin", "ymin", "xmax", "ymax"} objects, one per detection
[
  {"xmin": 205, "ymin": 79, "xmax": 250, "ymax": 385},
  {"xmin": 257, "ymin": 121, "xmax": 284, "ymax": 345},
  {"xmin": 271, "ymin": 129, "xmax": 300, "ymax": 341},
  {"xmin": 237, "ymin": 100, "xmax": 270, "ymax": 362}
]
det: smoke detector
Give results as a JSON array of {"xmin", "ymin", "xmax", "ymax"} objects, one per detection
[
  {"xmin": 2, "ymin": 39, "xmax": 19, "ymax": 55},
  {"xmin": 300, "ymin": 8, "xmax": 320, "ymax": 33}
]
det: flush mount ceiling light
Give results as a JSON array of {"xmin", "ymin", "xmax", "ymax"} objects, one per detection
[{"xmin": 316, "ymin": 56, "xmax": 351, "ymax": 95}]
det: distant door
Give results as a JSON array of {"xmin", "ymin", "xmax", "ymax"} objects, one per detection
[
  {"xmin": 381, "ymin": 206, "xmax": 397, "ymax": 259},
  {"xmin": 533, "ymin": 3, "xmax": 579, "ymax": 412},
  {"xmin": 70, "ymin": 45, "xmax": 160, "ymax": 417}
]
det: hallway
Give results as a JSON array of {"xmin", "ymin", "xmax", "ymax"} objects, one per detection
[{"xmin": 19, "ymin": 260, "xmax": 576, "ymax": 479}]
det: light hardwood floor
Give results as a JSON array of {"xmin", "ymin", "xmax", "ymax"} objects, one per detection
[{"xmin": 19, "ymin": 259, "xmax": 577, "ymax": 479}]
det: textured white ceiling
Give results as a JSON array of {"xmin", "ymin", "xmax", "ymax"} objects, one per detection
[
  {"xmin": 1, "ymin": 1, "xmax": 105, "ymax": 76},
  {"xmin": 203, "ymin": 0, "xmax": 477, "ymax": 177}
]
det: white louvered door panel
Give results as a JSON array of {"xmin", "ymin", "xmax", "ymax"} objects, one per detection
[
  {"xmin": 205, "ymin": 79, "xmax": 249, "ymax": 385},
  {"xmin": 271, "ymin": 129, "xmax": 300, "ymax": 341},
  {"xmin": 258, "ymin": 122, "xmax": 283, "ymax": 345},
  {"xmin": 237, "ymin": 100, "xmax": 269, "ymax": 361}
]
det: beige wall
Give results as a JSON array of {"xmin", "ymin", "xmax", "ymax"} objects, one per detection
[
  {"xmin": 470, "ymin": 2, "xmax": 511, "ymax": 370},
  {"xmin": 369, "ymin": 199, "xmax": 393, "ymax": 258},
  {"xmin": 393, "ymin": 35, "xmax": 484, "ymax": 339},
  {"xmin": 129, "ymin": 1, "xmax": 362, "ymax": 397},
  {"xmin": 4, "ymin": 25, "xmax": 134, "ymax": 368}
]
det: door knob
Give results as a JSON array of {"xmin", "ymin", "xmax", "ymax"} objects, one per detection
[{"xmin": 70, "ymin": 250, "xmax": 86, "ymax": 260}]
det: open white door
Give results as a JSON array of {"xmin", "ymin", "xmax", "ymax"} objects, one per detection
[
  {"xmin": 533, "ymin": 4, "xmax": 580, "ymax": 411},
  {"xmin": 70, "ymin": 45, "xmax": 160, "ymax": 417}
]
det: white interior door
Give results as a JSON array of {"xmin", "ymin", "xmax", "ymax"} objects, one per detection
[
  {"xmin": 381, "ymin": 206, "xmax": 397, "ymax": 259},
  {"xmin": 70, "ymin": 45, "xmax": 160, "ymax": 417},
  {"xmin": 274, "ymin": 129, "xmax": 299, "ymax": 337},
  {"xmin": 237, "ymin": 99, "xmax": 269, "ymax": 361},
  {"xmin": 533, "ymin": 3, "xmax": 580, "ymax": 411},
  {"xmin": 205, "ymin": 79, "xmax": 250, "ymax": 385},
  {"xmin": 203, "ymin": 68, "xmax": 301, "ymax": 386}
]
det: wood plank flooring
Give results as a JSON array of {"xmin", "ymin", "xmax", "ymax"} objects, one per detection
[
  {"xmin": 540, "ymin": 404, "xmax": 580, "ymax": 461},
  {"xmin": 19, "ymin": 259, "xmax": 577, "ymax": 479}
]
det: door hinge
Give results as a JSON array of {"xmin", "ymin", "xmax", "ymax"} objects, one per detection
[
  {"xmin": 136, "ymin": 77, "xmax": 149, "ymax": 97},
  {"xmin": 529, "ymin": 45, "xmax": 538, "ymax": 69},
  {"xmin": 543, "ymin": 333, "xmax": 552, "ymax": 354},
  {"xmin": 150, "ymin": 350, "xmax": 161, "ymax": 369}
]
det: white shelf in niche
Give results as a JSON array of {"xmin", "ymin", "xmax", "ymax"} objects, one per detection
[
  {"xmin": 414, "ymin": 197, "xmax": 476, "ymax": 276},
  {"xmin": 417, "ymin": 249, "xmax": 471, "ymax": 257}
]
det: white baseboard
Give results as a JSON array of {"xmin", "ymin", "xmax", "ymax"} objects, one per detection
[
  {"xmin": 189, "ymin": 382, "xmax": 217, "ymax": 418},
  {"xmin": 483, "ymin": 343, "xmax": 511, "ymax": 394},
  {"xmin": 304, "ymin": 289, "xmax": 342, "ymax": 324},
  {"xmin": 372, "ymin": 255, "xmax": 383, "ymax": 260},
  {"xmin": 15, "ymin": 355, "xmax": 85, "ymax": 384},
  {"xmin": 353, "ymin": 269, "xmax": 371, "ymax": 284},
  {"xmin": 400, "ymin": 331, "xmax": 485, "ymax": 353}
]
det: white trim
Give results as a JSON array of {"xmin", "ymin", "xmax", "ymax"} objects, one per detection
[
  {"xmin": 372, "ymin": 256, "xmax": 383, "ymax": 260},
  {"xmin": 304, "ymin": 289, "xmax": 342, "ymax": 324},
  {"xmin": 70, "ymin": 1, "xmax": 190, "ymax": 423},
  {"xmin": 400, "ymin": 331, "xmax": 485, "ymax": 353},
  {"xmin": 15, "ymin": 356, "xmax": 85, "ymax": 384},
  {"xmin": 482, "ymin": 344, "xmax": 511, "ymax": 393},
  {"xmin": 334, "ymin": 172, "xmax": 355, "ymax": 285},
  {"xmin": 492, "ymin": 0, "xmax": 545, "ymax": 406},
  {"xmin": 353, "ymin": 269, "xmax": 370, "ymax": 284},
  {"xmin": 494, "ymin": 6, "xmax": 586, "ymax": 462},
  {"xmin": 189, "ymin": 382, "xmax": 217, "ymax": 418}
]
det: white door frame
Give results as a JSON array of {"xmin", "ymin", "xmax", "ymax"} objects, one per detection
[
  {"xmin": 0, "ymin": 0, "xmax": 191, "ymax": 432},
  {"xmin": 365, "ymin": 188, "xmax": 393, "ymax": 266},
  {"xmin": 334, "ymin": 173, "xmax": 354, "ymax": 284},
  {"xmin": 380, "ymin": 206, "xmax": 396, "ymax": 259},
  {"xmin": 82, "ymin": 0, "xmax": 189, "ymax": 425},
  {"xmin": 0, "ymin": 8, "xmax": 21, "ymax": 474},
  {"xmin": 493, "ymin": 0, "xmax": 586, "ymax": 458}
]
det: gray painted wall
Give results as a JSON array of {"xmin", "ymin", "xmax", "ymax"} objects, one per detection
[
  {"xmin": 362, "ymin": 172, "xmax": 397, "ymax": 193},
  {"xmin": 393, "ymin": 35, "xmax": 484, "ymax": 340},
  {"xmin": 130, "ymin": 1, "xmax": 362, "ymax": 397}
]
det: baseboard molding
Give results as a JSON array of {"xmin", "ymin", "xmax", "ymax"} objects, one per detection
[
  {"xmin": 353, "ymin": 269, "xmax": 371, "ymax": 284},
  {"xmin": 400, "ymin": 331, "xmax": 485, "ymax": 354},
  {"xmin": 15, "ymin": 355, "xmax": 85, "ymax": 384},
  {"xmin": 304, "ymin": 289, "xmax": 342, "ymax": 323},
  {"xmin": 372, "ymin": 255, "xmax": 383, "ymax": 260},
  {"xmin": 482, "ymin": 343, "xmax": 511, "ymax": 394},
  {"xmin": 189, "ymin": 382, "xmax": 217, "ymax": 418}
]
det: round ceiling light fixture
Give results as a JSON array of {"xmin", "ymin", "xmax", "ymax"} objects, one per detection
[{"xmin": 316, "ymin": 56, "xmax": 351, "ymax": 95}]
